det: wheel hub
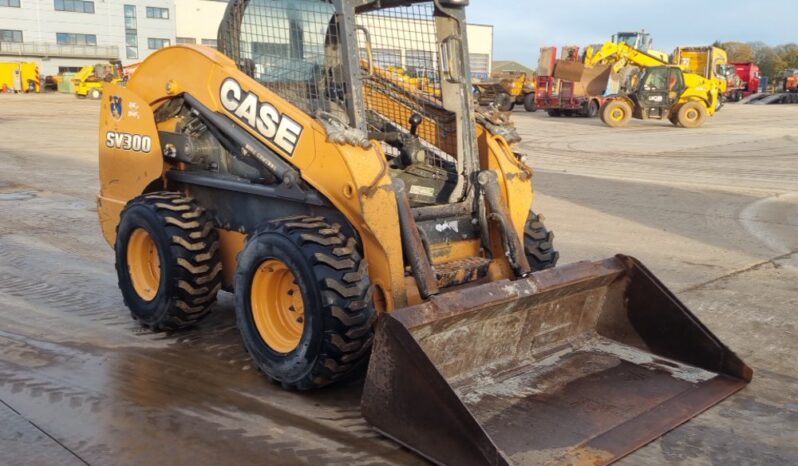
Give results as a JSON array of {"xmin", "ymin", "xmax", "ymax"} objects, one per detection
[
  {"xmin": 127, "ymin": 228, "xmax": 161, "ymax": 301},
  {"xmin": 251, "ymin": 259, "xmax": 305, "ymax": 353}
]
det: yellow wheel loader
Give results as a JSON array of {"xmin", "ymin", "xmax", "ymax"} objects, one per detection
[
  {"xmin": 97, "ymin": 0, "xmax": 751, "ymax": 464},
  {"xmin": 600, "ymin": 65, "xmax": 718, "ymax": 128}
]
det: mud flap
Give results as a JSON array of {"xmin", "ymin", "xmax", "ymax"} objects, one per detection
[{"xmin": 361, "ymin": 255, "xmax": 751, "ymax": 466}]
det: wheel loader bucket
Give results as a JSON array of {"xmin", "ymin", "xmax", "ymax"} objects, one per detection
[{"xmin": 362, "ymin": 255, "xmax": 751, "ymax": 466}]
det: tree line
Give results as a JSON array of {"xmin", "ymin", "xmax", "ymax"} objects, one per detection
[{"xmin": 714, "ymin": 41, "xmax": 798, "ymax": 80}]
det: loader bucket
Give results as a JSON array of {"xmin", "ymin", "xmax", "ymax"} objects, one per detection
[
  {"xmin": 553, "ymin": 61, "xmax": 612, "ymax": 96},
  {"xmin": 362, "ymin": 255, "xmax": 751, "ymax": 466}
]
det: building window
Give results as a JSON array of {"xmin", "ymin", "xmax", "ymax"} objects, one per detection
[
  {"xmin": 406, "ymin": 50, "xmax": 434, "ymax": 73},
  {"xmin": 147, "ymin": 38, "xmax": 170, "ymax": 50},
  {"xmin": 56, "ymin": 32, "xmax": 97, "ymax": 46},
  {"xmin": 54, "ymin": 0, "xmax": 94, "ymax": 13},
  {"xmin": 145, "ymin": 6, "xmax": 168, "ymax": 19},
  {"xmin": 201, "ymin": 39, "xmax": 217, "ymax": 48},
  {"xmin": 176, "ymin": 37, "xmax": 196, "ymax": 44},
  {"xmin": 0, "ymin": 0, "xmax": 21, "ymax": 7},
  {"xmin": 124, "ymin": 4, "xmax": 138, "ymax": 59},
  {"xmin": 0, "ymin": 29, "xmax": 23, "ymax": 42}
]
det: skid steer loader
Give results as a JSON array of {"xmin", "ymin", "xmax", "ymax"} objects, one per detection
[{"xmin": 96, "ymin": 0, "xmax": 751, "ymax": 464}]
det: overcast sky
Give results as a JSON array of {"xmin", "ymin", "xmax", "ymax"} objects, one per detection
[{"xmin": 467, "ymin": 0, "xmax": 793, "ymax": 67}]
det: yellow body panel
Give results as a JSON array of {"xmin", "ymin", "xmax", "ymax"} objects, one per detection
[
  {"xmin": 0, "ymin": 62, "xmax": 40, "ymax": 92},
  {"xmin": 97, "ymin": 84, "xmax": 164, "ymax": 245},
  {"xmin": 97, "ymin": 44, "xmax": 533, "ymax": 311}
]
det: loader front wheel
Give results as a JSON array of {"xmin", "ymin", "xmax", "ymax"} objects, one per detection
[
  {"xmin": 523, "ymin": 212, "xmax": 559, "ymax": 271},
  {"xmin": 601, "ymin": 100, "xmax": 632, "ymax": 127},
  {"xmin": 115, "ymin": 192, "xmax": 222, "ymax": 330},
  {"xmin": 235, "ymin": 216, "xmax": 375, "ymax": 390}
]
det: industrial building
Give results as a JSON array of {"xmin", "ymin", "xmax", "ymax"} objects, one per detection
[
  {"xmin": 1, "ymin": 0, "xmax": 492, "ymax": 78},
  {"xmin": 0, "ymin": 0, "xmax": 175, "ymax": 75}
]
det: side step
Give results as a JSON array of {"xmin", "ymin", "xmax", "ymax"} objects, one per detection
[{"xmin": 434, "ymin": 256, "xmax": 491, "ymax": 289}]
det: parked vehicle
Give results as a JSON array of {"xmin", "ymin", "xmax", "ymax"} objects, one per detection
[
  {"xmin": 0, "ymin": 62, "xmax": 40, "ymax": 93},
  {"xmin": 474, "ymin": 71, "xmax": 536, "ymax": 111},
  {"xmin": 536, "ymin": 46, "xmax": 606, "ymax": 117},
  {"xmin": 73, "ymin": 60, "xmax": 124, "ymax": 99}
]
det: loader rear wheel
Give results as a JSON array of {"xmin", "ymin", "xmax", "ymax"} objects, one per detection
[
  {"xmin": 675, "ymin": 101, "xmax": 707, "ymax": 128},
  {"xmin": 524, "ymin": 212, "xmax": 559, "ymax": 271},
  {"xmin": 115, "ymin": 192, "xmax": 222, "ymax": 330},
  {"xmin": 523, "ymin": 93, "xmax": 537, "ymax": 112},
  {"xmin": 235, "ymin": 216, "xmax": 375, "ymax": 390},
  {"xmin": 496, "ymin": 92, "xmax": 515, "ymax": 112},
  {"xmin": 601, "ymin": 100, "xmax": 632, "ymax": 127},
  {"xmin": 585, "ymin": 99, "xmax": 600, "ymax": 118},
  {"xmin": 89, "ymin": 88, "xmax": 101, "ymax": 100}
]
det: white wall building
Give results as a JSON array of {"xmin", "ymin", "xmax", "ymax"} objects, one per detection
[
  {"xmin": 174, "ymin": 0, "xmax": 226, "ymax": 47},
  {"xmin": 1, "ymin": 0, "xmax": 492, "ymax": 78},
  {"xmin": 0, "ymin": 0, "xmax": 175, "ymax": 75}
]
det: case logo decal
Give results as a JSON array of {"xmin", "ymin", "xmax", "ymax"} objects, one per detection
[{"xmin": 220, "ymin": 78, "xmax": 304, "ymax": 156}]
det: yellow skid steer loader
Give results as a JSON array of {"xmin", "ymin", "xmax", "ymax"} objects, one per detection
[{"xmin": 96, "ymin": 0, "xmax": 751, "ymax": 464}]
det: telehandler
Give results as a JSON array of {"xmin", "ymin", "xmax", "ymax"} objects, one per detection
[
  {"xmin": 600, "ymin": 65, "xmax": 719, "ymax": 128},
  {"xmin": 97, "ymin": 0, "xmax": 751, "ymax": 464}
]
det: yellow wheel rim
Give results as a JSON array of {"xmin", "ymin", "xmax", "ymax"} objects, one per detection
[
  {"xmin": 610, "ymin": 107, "xmax": 625, "ymax": 122},
  {"xmin": 127, "ymin": 228, "xmax": 161, "ymax": 301},
  {"xmin": 685, "ymin": 109, "xmax": 698, "ymax": 121},
  {"xmin": 251, "ymin": 259, "xmax": 305, "ymax": 353}
]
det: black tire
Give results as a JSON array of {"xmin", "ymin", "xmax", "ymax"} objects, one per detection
[
  {"xmin": 523, "ymin": 212, "xmax": 559, "ymax": 271},
  {"xmin": 115, "ymin": 192, "xmax": 222, "ymax": 330},
  {"xmin": 547, "ymin": 109, "xmax": 562, "ymax": 117},
  {"xmin": 235, "ymin": 216, "xmax": 375, "ymax": 390},
  {"xmin": 523, "ymin": 93, "xmax": 537, "ymax": 112},
  {"xmin": 585, "ymin": 99, "xmax": 600, "ymax": 118},
  {"xmin": 668, "ymin": 106, "xmax": 680, "ymax": 126},
  {"xmin": 497, "ymin": 92, "xmax": 515, "ymax": 111}
]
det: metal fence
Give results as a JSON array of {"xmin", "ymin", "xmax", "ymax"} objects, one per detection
[
  {"xmin": 238, "ymin": 0, "xmax": 348, "ymax": 121},
  {"xmin": 356, "ymin": 3, "xmax": 457, "ymax": 166}
]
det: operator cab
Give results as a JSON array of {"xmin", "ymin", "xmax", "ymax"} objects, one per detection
[
  {"xmin": 632, "ymin": 66, "xmax": 685, "ymax": 119},
  {"xmin": 219, "ymin": 0, "xmax": 477, "ymax": 208},
  {"xmin": 613, "ymin": 30, "xmax": 653, "ymax": 52}
]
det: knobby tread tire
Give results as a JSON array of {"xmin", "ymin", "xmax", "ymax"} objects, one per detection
[
  {"xmin": 523, "ymin": 212, "xmax": 560, "ymax": 271},
  {"xmin": 116, "ymin": 191, "xmax": 221, "ymax": 331},
  {"xmin": 236, "ymin": 216, "xmax": 375, "ymax": 390}
]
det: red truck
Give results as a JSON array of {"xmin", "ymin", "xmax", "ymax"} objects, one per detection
[
  {"xmin": 535, "ymin": 46, "xmax": 606, "ymax": 118},
  {"xmin": 783, "ymin": 69, "xmax": 798, "ymax": 92},
  {"xmin": 727, "ymin": 63, "xmax": 760, "ymax": 101}
]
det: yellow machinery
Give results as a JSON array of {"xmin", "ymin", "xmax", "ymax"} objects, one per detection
[
  {"xmin": 557, "ymin": 41, "xmax": 726, "ymax": 128},
  {"xmin": 600, "ymin": 65, "xmax": 721, "ymax": 128},
  {"xmin": 474, "ymin": 71, "xmax": 537, "ymax": 112},
  {"xmin": 0, "ymin": 62, "xmax": 40, "ymax": 93},
  {"xmin": 673, "ymin": 46, "xmax": 730, "ymax": 101},
  {"xmin": 97, "ymin": 1, "xmax": 750, "ymax": 464},
  {"xmin": 74, "ymin": 60, "xmax": 124, "ymax": 99}
]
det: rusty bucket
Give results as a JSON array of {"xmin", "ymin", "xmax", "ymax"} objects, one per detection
[{"xmin": 362, "ymin": 255, "xmax": 751, "ymax": 466}]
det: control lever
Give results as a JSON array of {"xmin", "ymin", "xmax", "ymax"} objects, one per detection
[{"xmin": 409, "ymin": 113, "xmax": 422, "ymax": 136}]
